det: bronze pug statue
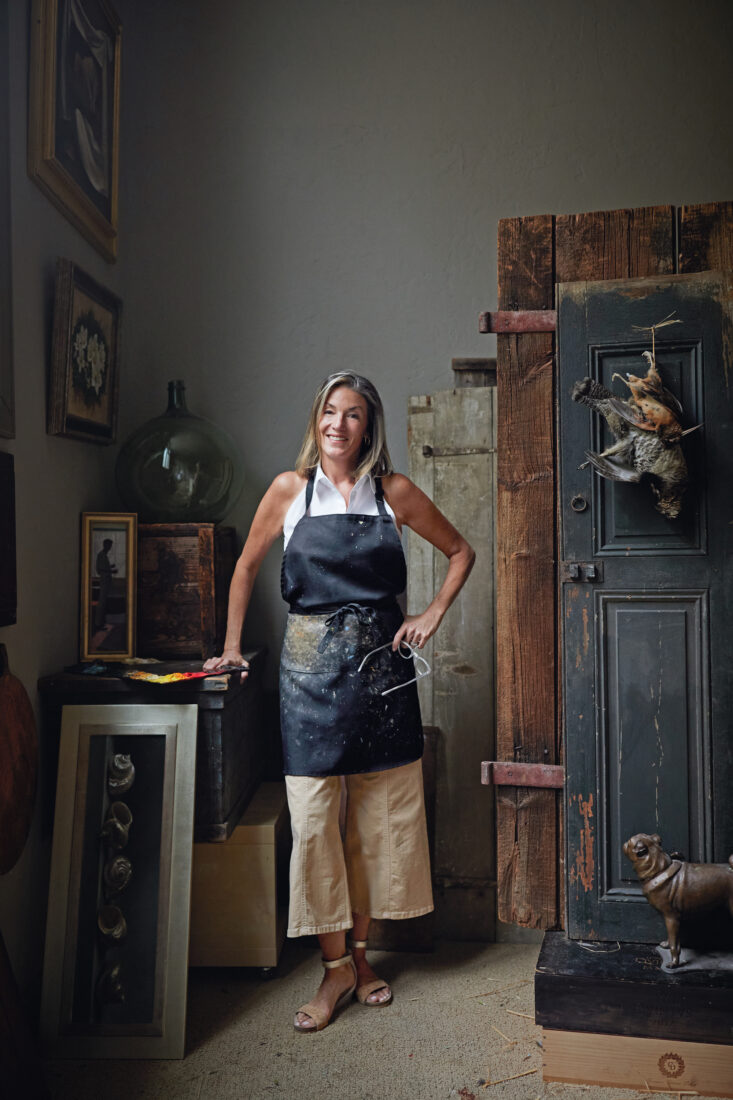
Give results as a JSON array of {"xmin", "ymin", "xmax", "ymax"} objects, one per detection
[{"xmin": 623, "ymin": 832, "xmax": 733, "ymax": 967}]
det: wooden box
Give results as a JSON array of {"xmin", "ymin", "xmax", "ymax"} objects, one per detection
[
  {"xmin": 137, "ymin": 523, "xmax": 236, "ymax": 659},
  {"xmin": 189, "ymin": 783, "xmax": 290, "ymax": 968},
  {"xmin": 536, "ymin": 932, "xmax": 733, "ymax": 1095}
]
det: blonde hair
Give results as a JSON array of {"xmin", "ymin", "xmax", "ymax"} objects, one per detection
[{"xmin": 295, "ymin": 373, "xmax": 394, "ymax": 481}]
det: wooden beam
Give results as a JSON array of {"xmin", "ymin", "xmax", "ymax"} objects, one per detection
[
  {"xmin": 679, "ymin": 200, "xmax": 733, "ymax": 273},
  {"xmin": 496, "ymin": 213, "xmax": 557, "ymax": 929}
]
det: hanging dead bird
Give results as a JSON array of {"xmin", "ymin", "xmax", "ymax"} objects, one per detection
[
  {"xmin": 571, "ymin": 346, "xmax": 698, "ymax": 519},
  {"xmin": 610, "ymin": 351, "xmax": 684, "ymax": 442}
]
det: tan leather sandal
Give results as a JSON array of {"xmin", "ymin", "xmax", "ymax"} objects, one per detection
[
  {"xmin": 293, "ymin": 952, "xmax": 357, "ymax": 1033},
  {"xmin": 349, "ymin": 939, "xmax": 393, "ymax": 1006}
]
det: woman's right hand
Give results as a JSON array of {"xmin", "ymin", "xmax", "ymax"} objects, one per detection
[{"xmin": 203, "ymin": 650, "xmax": 248, "ymax": 674}]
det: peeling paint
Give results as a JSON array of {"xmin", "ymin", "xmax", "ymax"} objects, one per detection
[
  {"xmin": 570, "ymin": 793, "xmax": 595, "ymax": 893},
  {"xmin": 581, "ymin": 606, "xmax": 590, "ymax": 656}
]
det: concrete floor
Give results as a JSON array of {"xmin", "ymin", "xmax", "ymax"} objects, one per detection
[{"xmin": 46, "ymin": 940, "xmax": 702, "ymax": 1100}]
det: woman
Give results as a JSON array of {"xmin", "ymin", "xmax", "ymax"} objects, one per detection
[{"xmin": 204, "ymin": 373, "xmax": 474, "ymax": 1032}]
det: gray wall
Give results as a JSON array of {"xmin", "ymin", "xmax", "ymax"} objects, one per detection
[
  {"xmin": 117, "ymin": 0, "xmax": 733, "ymax": 671},
  {"xmin": 2, "ymin": 0, "xmax": 732, "ymax": 1002}
]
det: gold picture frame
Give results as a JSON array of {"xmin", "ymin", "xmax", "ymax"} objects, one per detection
[
  {"xmin": 41, "ymin": 703, "xmax": 197, "ymax": 1059},
  {"xmin": 49, "ymin": 259, "xmax": 122, "ymax": 444},
  {"xmin": 80, "ymin": 512, "xmax": 136, "ymax": 661},
  {"xmin": 28, "ymin": 0, "xmax": 121, "ymax": 262}
]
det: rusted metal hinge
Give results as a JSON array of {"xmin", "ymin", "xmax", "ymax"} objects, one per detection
[
  {"xmin": 478, "ymin": 309, "xmax": 557, "ymax": 334},
  {"xmin": 422, "ymin": 445, "xmax": 496, "ymax": 457},
  {"xmin": 481, "ymin": 761, "xmax": 564, "ymax": 788}
]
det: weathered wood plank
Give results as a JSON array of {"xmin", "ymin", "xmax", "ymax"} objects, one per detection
[
  {"xmin": 555, "ymin": 206, "xmax": 675, "ymax": 282},
  {"xmin": 496, "ymin": 213, "xmax": 557, "ymax": 928},
  {"xmin": 679, "ymin": 200, "xmax": 733, "ymax": 273},
  {"xmin": 431, "ymin": 388, "xmax": 496, "ymax": 888},
  {"xmin": 407, "ymin": 395, "xmax": 435, "ymax": 723}
]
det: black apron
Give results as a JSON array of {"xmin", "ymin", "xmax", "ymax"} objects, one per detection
[{"xmin": 279, "ymin": 472, "xmax": 424, "ymax": 777}]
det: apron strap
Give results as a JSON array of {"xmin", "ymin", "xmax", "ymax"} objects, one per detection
[
  {"xmin": 373, "ymin": 476, "xmax": 388, "ymax": 517},
  {"xmin": 304, "ymin": 469, "xmax": 316, "ymax": 513}
]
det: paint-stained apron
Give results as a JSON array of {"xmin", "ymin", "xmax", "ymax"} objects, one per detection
[{"xmin": 279, "ymin": 473, "xmax": 423, "ymax": 777}]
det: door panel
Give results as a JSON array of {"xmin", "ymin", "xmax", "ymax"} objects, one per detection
[{"xmin": 559, "ymin": 270, "xmax": 732, "ymax": 942}]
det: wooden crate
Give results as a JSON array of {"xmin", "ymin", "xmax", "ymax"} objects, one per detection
[
  {"xmin": 189, "ymin": 783, "xmax": 289, "ymax": 968},
  {"xmin": 542, "ymin": 1029, "xmax": 733, "ymax": 1097},
  {"xmin": 137, "ymin": 523, "xmax": 235, "ymax": 659}
]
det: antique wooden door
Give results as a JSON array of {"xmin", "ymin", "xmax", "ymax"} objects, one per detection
[
  {"xmin": 494, "ymin": 202, "xmax": 732, "ymax": 932},
  {"xmin": 558, "ymin": 270, "xmax": 733, "ymax": 941}
]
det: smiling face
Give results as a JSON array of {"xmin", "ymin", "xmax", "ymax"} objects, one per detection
[{"xmin": 317, "ymin": 385, "xmax": 369, "ymax": 468}]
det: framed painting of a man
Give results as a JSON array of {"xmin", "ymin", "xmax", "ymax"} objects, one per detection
[
  {"xmin": 80, "ymin": 512, "xmax": 136, "ymax": 661},
  {"xmin": 28, "ymin": 0, "xmax": 121, "ymax": 262}
]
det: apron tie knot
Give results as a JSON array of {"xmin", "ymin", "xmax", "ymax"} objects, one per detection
[{"xmin": 317, "ymin": 603, "xmax": 379, "ymax": 653}]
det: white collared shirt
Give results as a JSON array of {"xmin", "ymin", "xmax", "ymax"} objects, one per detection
[{"xmin": 283, "ymin": 465, "xmax": 398, "ymax": 549}]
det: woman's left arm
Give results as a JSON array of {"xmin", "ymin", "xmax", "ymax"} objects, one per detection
[{"xmin": 384, "ymin": 474, "xmax": 475, "ymax": 650}]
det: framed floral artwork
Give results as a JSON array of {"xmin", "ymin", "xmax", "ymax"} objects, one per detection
[
  {"xmin": 28, "ymin": 0, "xmax": 121, "ymax": 262},
  {"xmin": 49, "ymin": 258, "xmax": 121, "ymax": 444}
]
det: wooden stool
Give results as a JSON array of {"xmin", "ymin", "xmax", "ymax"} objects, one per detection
[{"xmin": 189, "ymin": 782, "xmax": 289, "ymax": 967}]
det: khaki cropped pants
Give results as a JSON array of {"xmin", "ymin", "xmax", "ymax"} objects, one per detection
[{"xmin": 285, "ymin": 758, "xmax": 434, "ymax": 937}]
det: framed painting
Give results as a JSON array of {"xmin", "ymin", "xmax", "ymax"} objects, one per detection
[
  {"xmin": 80, "ymin": 512, "xmax": 136, "ymax": 661},
  {"xmin": 0, "ymin": 450, "xmax": 15, "ymax": 625},
  {"xmin": 0, "ymin": 0, "xmax": 14, "ymax": 438},
  {"xmin": 40, "ymin": 703, "xmax": 197, "ymax": 1059},
  {"xmin": 49, "ymin": 259, "xmax": 121, "ymax": 443},
  {"xmin": 28, "ymin": 0, "xmax": 121, "ymax": 262}
]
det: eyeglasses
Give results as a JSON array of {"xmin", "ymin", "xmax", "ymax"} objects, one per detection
[{"xmin": 357, "ymin": 640, "xmax": 431, "ymax": 696}]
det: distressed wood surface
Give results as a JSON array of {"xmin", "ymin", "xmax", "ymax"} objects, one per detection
[
  {"xmin": 496, "ymin": 214, "xmax": 557, "ymax": 928},
  {"xmin": 555, "ymin": 206, "xmax": 675, "ymax": 282},
  {"xmin": 679, "ymin": 200, "xmax": 733, "ymax": 273},
  {"xmin": 407, "ymin": 395, "xmax": 435, "ymax": 723},
  {"xmin": 409, "ymin": 387, "xmax": 497, "ymax": 937},
  {"xmin": 536, "ymin": 931, "xmax": 733, "ymax": 1047},
  {"xmin": 431, "ymin": 388, "xmax": 496, "ymax": 885},
  {"xmin": 496, "ymin": 205, "xmax": 680, "ymax": 930}
]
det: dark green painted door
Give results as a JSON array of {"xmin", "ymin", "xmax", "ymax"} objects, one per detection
[{"xmin": 558, "ymin": 270, "xmax": 733, "ymax": 942}]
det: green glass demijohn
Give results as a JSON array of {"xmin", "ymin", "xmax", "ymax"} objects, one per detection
[{"xmin": 115, "ymin": 381, "xmax": 244, "ymax": 522}]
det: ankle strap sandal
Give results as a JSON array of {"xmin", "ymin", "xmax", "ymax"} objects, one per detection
[
  {"xmin": 348, "ymin": 940, "xmax": 393, "ymax": 1007},
  {"xmin": 293, "ymin": 953, "xmax": 357, "ymax": 1033}
]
